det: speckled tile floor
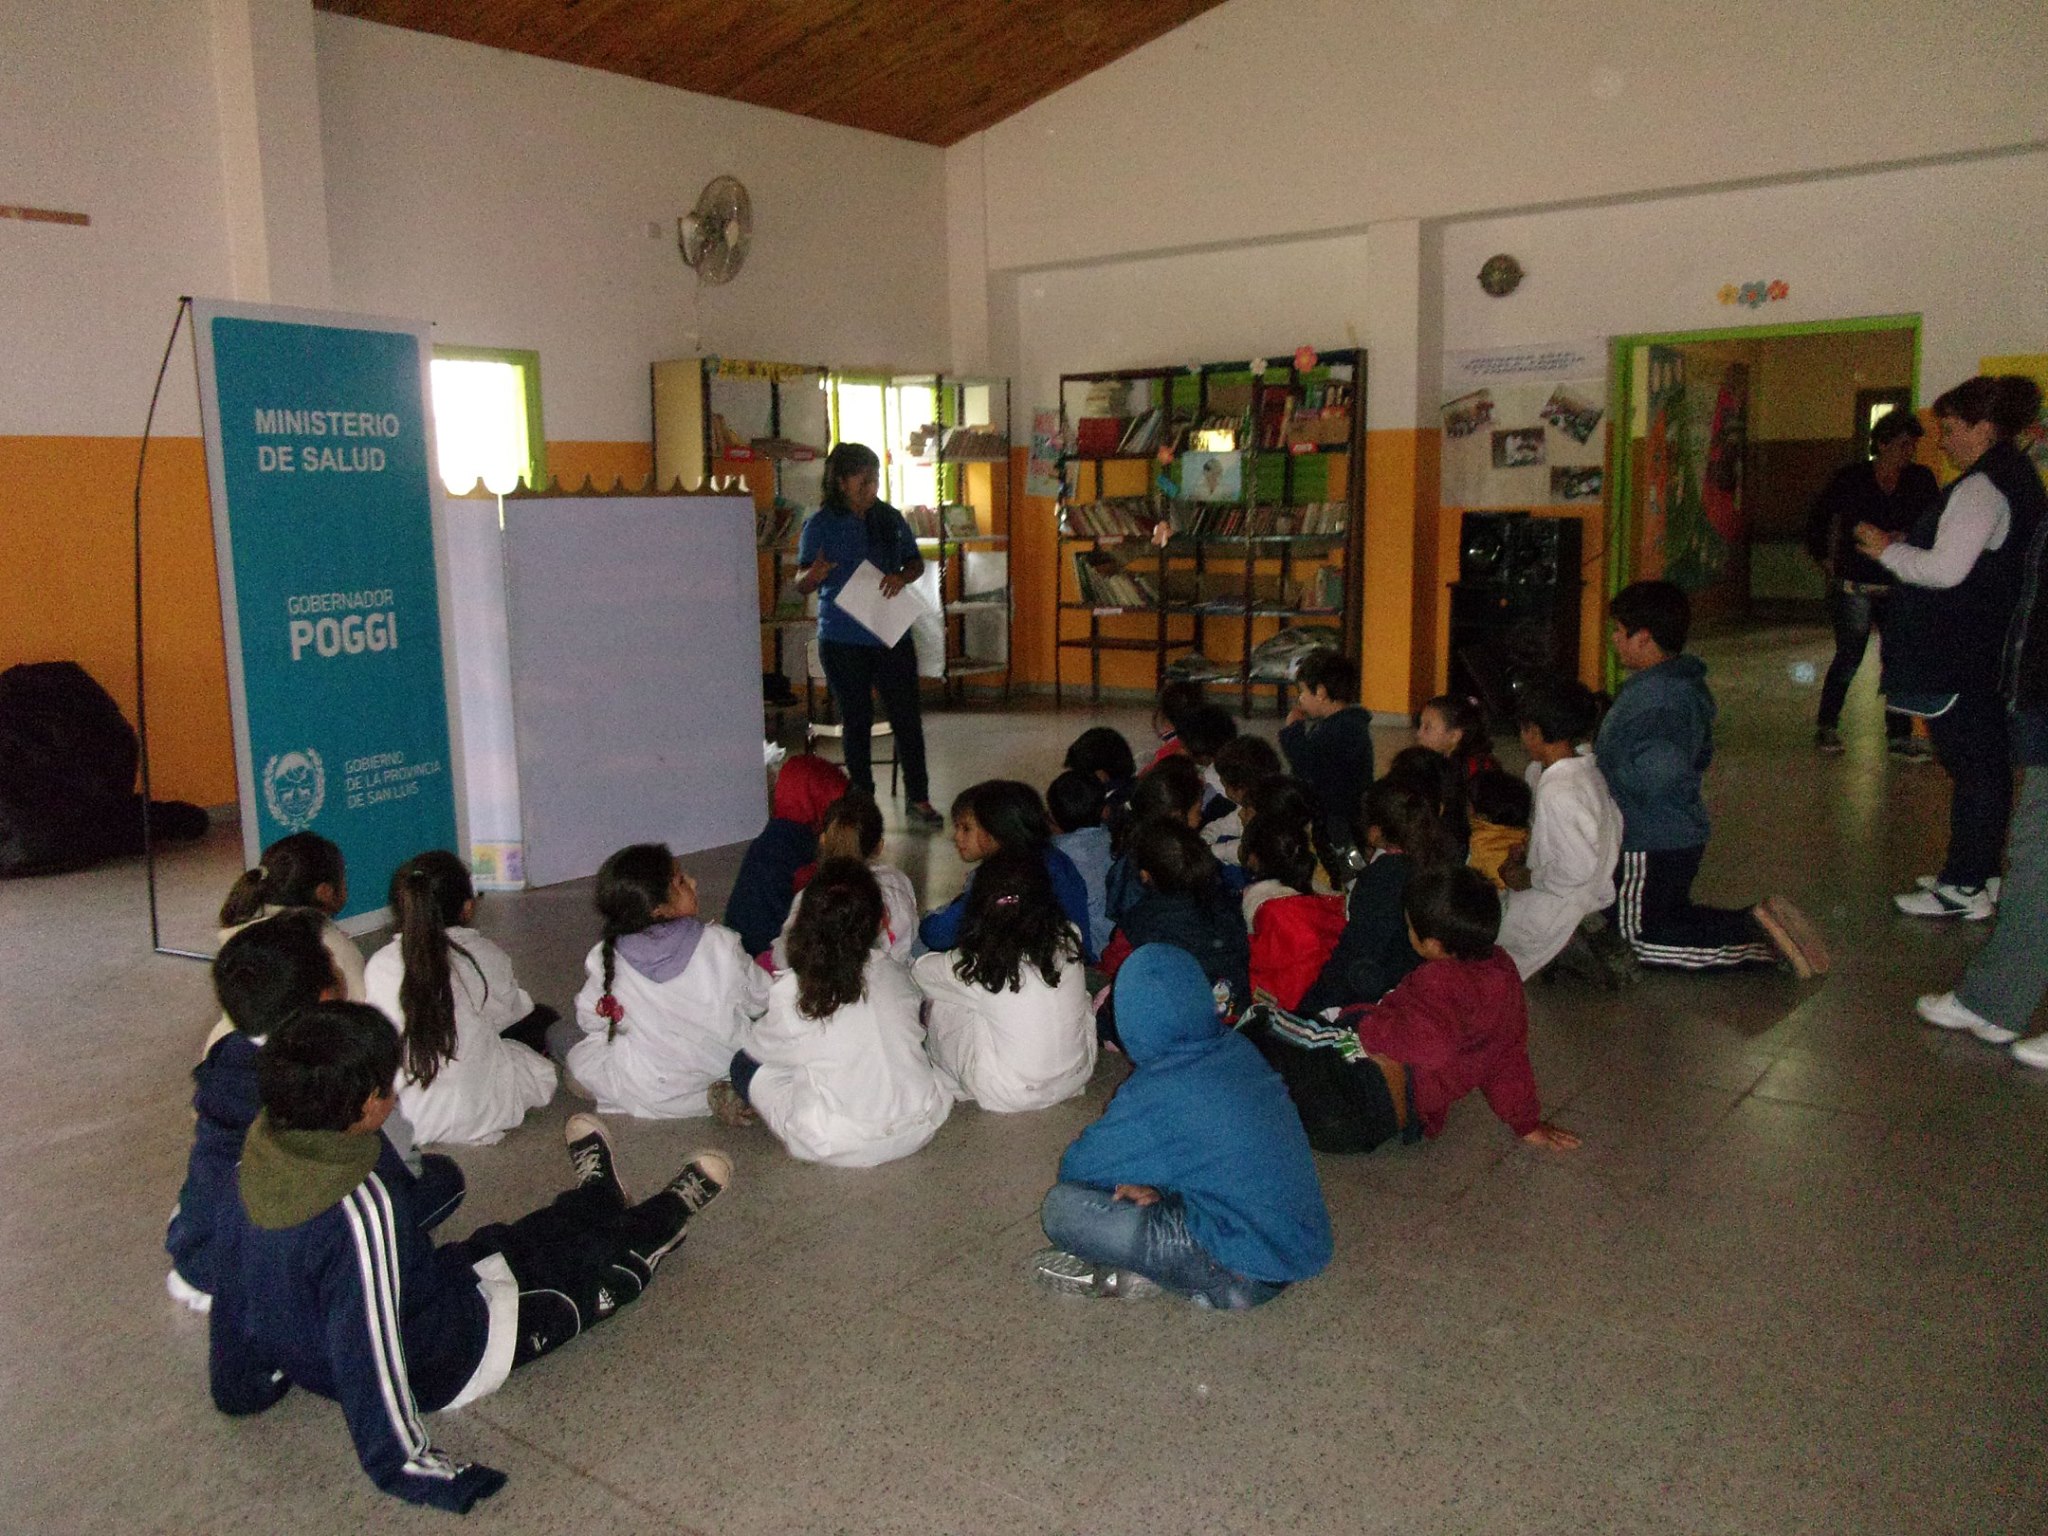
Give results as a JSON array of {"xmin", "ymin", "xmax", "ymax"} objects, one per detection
[{"xmin": 3, "ymin": 625, "xmax": 2044, "ymax": 1534}]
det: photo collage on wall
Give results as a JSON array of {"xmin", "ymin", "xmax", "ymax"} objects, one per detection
[{"xmin": 1440, "ymin": 340, "xmax": 1607, "ymax": 508}]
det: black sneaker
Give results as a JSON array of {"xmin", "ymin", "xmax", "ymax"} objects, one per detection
[
  {"xmin": 1814, "ymin": 727, "xmax": 1844, "ymax": 755},
  {"xmin": 665, "ymin": 1151, "xmax": 733, "ymax": 1218},
  {"xmin": 565, "ymin": 1114, "xmax": 630, "ymax": 1204},
  {"xmin": 905, "ymin": 800, "xmax": 946, "ymax": 832}
]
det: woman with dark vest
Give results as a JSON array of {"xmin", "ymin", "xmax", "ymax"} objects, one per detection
[
  {"xmin": 794, "ymin": 443, "xmax": 945, "ymax": 831},
  {"xmin": 1803, "ymin": 408, "xmax": 1939, "ymax": 756},
  {"xmin": 1856, "ymin": 375, "xmax": 2047, "ymax": 919}
]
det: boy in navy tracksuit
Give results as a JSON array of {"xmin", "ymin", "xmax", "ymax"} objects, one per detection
[
  {"xmin": 1278, "ymin": 649, "xmax": 1376, "ymax": 884},
  {"xmin": 208, "ymin": 1001, "xmax": 733, "ymax": 1512},
  {"xmin": 166, "ymin": 911, "xmax": 462, "ymax": 1312},
  {"xmin": 1597, "ymin": 580, "xmax": 1827, "ymax": 977}
]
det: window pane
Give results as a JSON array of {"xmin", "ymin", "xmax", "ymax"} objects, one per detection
[{"xmin": 432, "ymin": 358, "xmax": 531, "ymax": 494}]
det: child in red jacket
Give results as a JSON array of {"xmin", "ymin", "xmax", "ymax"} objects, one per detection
[
  {"xmin": 1240, "ymin": 809, "xmax": 1345, "ymax": 1011},
  {"xmin": 1244, "ymin": 863, "xmax": 1580, "ymax": 1154}
]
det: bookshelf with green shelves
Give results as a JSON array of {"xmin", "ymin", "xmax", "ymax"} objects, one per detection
[{"xmin": 1052, "ymin": 350, "xmax": 1367, "ymax": 711}]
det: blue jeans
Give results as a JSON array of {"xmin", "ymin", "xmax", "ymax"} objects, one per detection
[{"xmin": 1039, "ymin": 1182, "xmax": 1285, "ymax": 1311}]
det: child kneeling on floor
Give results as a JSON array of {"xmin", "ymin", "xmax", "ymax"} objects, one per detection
[
  {"xmin": 1032, "ymin": 944, "xmax": 1332, "ymax": 1309},
  {"xmin": 725, "ymin": 859, "xmax": 951, "ymax": 1165},
  {"xmin": 915, "ymin": 847, "xmax": 1096, "ymax": 1112},
  {"xmin": 1245, "ymin": 864, "xmax": 1580, "ymax": 1154},
  {"xmin": 207, "ymin": 1001, "xmax": 730, "ymax": 1513}
]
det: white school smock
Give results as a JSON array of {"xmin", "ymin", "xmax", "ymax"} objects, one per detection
[
  {"xmin": 770, "ymin": 862, "xmax": 918, "ymax": 969},
  {"xmin": 743, "ymin": 952, "xmax": 950, "ymax": 1167},
  {"xmin": 365, "ymin": 926, "xmax": 556, "ymax": 1146},
  {"xmin": 566, "ymin": 923, "xmax": 769, "ymax": 1118},
  {"xmin": 913, "ymin": 931, "xmax": 1096, "ymax": 1113},
  {"xmin": 1498, "ymin": 753, "xmax": 1624, "ymax": 980}
]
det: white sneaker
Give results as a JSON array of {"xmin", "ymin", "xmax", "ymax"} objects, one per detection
[
  {"xmin": 165, "ymin": 1269, "xmax": 213, "ymax": 1313},
  {"xmin": 2011, "ymin": 1035, "xmax": 2048, "ymax": 1070},
  {"xmin": 1913, "ymin": 873, "xmax": 2002, "ymax": 904},
  {"xmin": 1895, "ymin": 883, "xmax": 1996, "ymax": 920},
  {"xmin": 1916, "ymin": 991, "xmax": 2018, "ymax": 1044}
]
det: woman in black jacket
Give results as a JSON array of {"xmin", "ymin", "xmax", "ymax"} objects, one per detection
[
  {"xmin": 1804, "ymin": 409, "xmax": 1939, "ymax": 755},
  {"xmin": 1857, "ymin": 375, "xmax": 2047, "ymax": 918}
]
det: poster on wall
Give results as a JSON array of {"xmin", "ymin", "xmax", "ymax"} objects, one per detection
[
  {"xmin": 1025, "ymin": 408, "xmax": 1063, "ymax": 499},
  {"xmin": 1440, "ymin": 339, "xmax": 1606, "ymax": 507},
  {"xmin": 1638, "ymin": 345, "xmax": 1750, "ymax": 593},
  {"xmin": 193, "ymin": 301, "xmax": 462, "ymax": 930}
]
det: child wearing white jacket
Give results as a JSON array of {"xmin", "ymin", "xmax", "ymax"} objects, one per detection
[
  {"xmin": 724, "ymin": 859, "xmax": 949, "ymax": 1167},
  {"xmin": 770, "ymin": 792, "xmax": 916, "ymax": 967},
  {"xmin": 365, "ymin": 850, "xmax": 556, "ymax": 1147},
  {"xmin": 1497, "ymin": 676, "xmax": 1625, "ymax": 980},
  {"xmin": 555, "ymin": 843, "xmax": 770, "ymax": 1119},
  {"xmin": 914, "ymin": 846, "xmax": 1095, "ymax": 1112}
]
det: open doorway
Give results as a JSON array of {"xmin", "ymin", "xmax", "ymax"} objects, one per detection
[{"xmin": 1606, "ymin": 316, "xmax": 1921, "ymax": 631}]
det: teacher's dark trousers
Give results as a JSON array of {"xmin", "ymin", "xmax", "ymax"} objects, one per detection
[{"xmin": 819, "ymin": 635, "xmax": 930, "ymax": 803}]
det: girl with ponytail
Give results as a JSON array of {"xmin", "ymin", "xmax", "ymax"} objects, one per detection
[
  {"xmin": 559, "ymin": 843, "xmax": 769, "ymax": 1120},
  {"xmin": 205, "ymin": 832, "xmax": 363, "ymax": 1053},
  {"xmin": 363, "ymin": 849, "xmax": 556, "ymax": 1145}
]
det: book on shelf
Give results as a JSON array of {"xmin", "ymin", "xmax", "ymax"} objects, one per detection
[
  {"xmin": 755, "ymin": 503, "xmax": 800, "ymax": 548},
  {"xmin": 1062, "ymin": 499, "xmax": 1155, "ymax": 539},
  {"xmin": 1072, "ymin": 551, "xmax": 1158, "ymax": 608},
  {"xmin": 904, "ymin": 505, "xmax": 942, "ymax": 537},
  {"xmin": 1116, "ymin": 407, "xmax": 1166, "ymax": 455},
  {"xmin": 941, "ymin": 424, "xmax": 1008, "ymax": 459}
]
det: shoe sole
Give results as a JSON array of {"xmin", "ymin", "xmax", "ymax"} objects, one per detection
[
  {"xmin": 1913, "ymin": 995, "xmax": 2014, "ymax": 1042},
  {"xmin": 1752, "ymin": 900, "xmax": 1816, "ymax": 980},
  {"xmin": 1762, "ymin": 896, "xmax": 1830, "ymax": 976},
  {"xmin": 1894, "ymin": 893, "xmax": 1994, "ymax": 920}
]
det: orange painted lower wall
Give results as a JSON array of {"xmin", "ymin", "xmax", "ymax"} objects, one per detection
[
  {"xmin": 0, "ymin": 435, "xmax": 662, "ymax": 810},
  {"xmin": 0, "ymin": 435, "xmax": 235, "ymax": 805}
]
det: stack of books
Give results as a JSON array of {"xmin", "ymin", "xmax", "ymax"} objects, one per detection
[
  {"xmin": 1063, "ymin": 500, "xmax": 1155, "ymax": 538},
  {"xmin": 756, "ymin": 504, "xmax": 799, "ymax": 548},
  {"xmin": 1072, "ymin": 552, "xmax": 1157, "ymax": 608}
]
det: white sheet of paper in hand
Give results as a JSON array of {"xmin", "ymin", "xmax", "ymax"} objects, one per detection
[{"xmin": 832, "ymin": 559, "xmax": 932, "ymax": 649}]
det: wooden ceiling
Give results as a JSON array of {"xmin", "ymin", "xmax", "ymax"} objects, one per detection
[{"xmin": 317, "ymin": 0, "xmax": 1232, "ymax": 146}]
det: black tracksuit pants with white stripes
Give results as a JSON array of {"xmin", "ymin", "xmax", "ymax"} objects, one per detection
[
  {"xmin": 450, "ymin": 1184, "xmax": 694, "ymax": 1367},
  {"xmin": 1608, "ymin": 845, "xmax": 1776, "ymax": 970}
]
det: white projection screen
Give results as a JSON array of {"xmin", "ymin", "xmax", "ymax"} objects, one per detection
[{"xmin": 500, "ymin": 494, "xmax": 764, "ymax": 886}]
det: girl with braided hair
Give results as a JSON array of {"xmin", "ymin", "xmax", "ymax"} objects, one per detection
[
  {"xmin": 364, "ymin": 850, "xmax": 556, "ymax": 1146},
  {"xmin": 560, "ymin": 843, "xmax": 770, "ymax": 1120}
]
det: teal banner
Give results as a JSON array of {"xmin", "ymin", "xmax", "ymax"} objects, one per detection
[{"xmin": 195, "ymin": 304, "xmax": 460, "ymax": 926}]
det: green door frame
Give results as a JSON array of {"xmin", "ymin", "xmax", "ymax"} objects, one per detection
[
  {"xmin": 431, "ymin": 344, "xmax": 548, "ymax": 490},
  {"xmin": 1601, "ymin": 312, "xmax": 1921, "ymax": 683}
]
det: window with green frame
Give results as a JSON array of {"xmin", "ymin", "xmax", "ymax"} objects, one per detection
[{"xmin": 430, "ymin": 346, "xmax": 547, "ymax": 493}]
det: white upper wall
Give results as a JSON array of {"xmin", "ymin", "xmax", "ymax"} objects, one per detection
[
  {"xmin": 315, "ymin": 15, "xmax": 949, "ymax": 442},
  {"xmin": 975, "ymin": 0, "xmax": 2048, "ymax": 272},
  {"xmin": 0, "ymin": 3, "xmax": 236, "ymax": 435}
]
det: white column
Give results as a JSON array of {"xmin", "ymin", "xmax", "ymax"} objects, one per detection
[{"xmin": 208, "ymin": 0, "xmax": 331, "ymax": 305}]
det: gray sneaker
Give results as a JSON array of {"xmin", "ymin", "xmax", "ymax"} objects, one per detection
[{"xmin": 1028, "ymin": 1247, "xmax": 1162, "ymax": 1300}]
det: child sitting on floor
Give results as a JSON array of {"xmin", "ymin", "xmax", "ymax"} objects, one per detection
[
  {"xmin": 771, "ymin": 791, "xmax": 917, "ymax": 966},
  {"xmin": 1497, "ymin": 674, "xmax": 1626, "ymax": 981},
  {"xmin": 211, "ymin": 833, "xmax": 365, "ymax": 1043},
  {"xmin": 1177, "ymin": 702, "xmax": 1240, "ymax": 821},
  {"xmin": 722, "ymin": 753, "xmax": 849, "ymax": 958},
  {"xmin": 919, "ymin": 780, "xmax": 1095, "ymax": 960},
  {"xmin": 1031, "ymin": 944, "xmax": 1331, "ymax": 1309},
  {"xmin": 1240, "ymin": 811, "xmax": 1348, "ymax": 1012},
  {"xmin": 1099, "ymin": 820, "xmax": 1252, "ymax": 1044},
  {"xmin": 915, "ymin": 847, "xmax": 1096, "ymax": 1113},
  {"xmin": 1046, "ymin": 770, "xmax": 1115, "ymax": 959},
  {"xmin": 1147, "ymin": 679, "xmax": 1207, "ymax": 768},
  {"xmin": 1105, "ymin": 755, "xmax": 1206, "ymax": 926},
  {"xmin": 1245, "ymin": 864, "xmax": 1581, "ymax": 1155},
  {"xmin": 727, "ymin": 860, "xmax": 950, "ymax": 1165},
  {"xmin": 1280, "ymin": 650, "xmax": 1376, "ymax": 883},
  {"xmin": 208, "ymin": 1001, "xmax": 730, "ymax": 1512},
  {"xmin": 1206, "ymin": 734, "xmax": 1284, "ymax": 865},
  {"xmin": 365, "ymin": 851, "xmax": 557, "ymax": 1147},
  {"xmin": 556, "ymin": 842, "xmax": 769, "ymax": 1120},
  {"xmin": 1466, "ymin": 765, "xmax": 1534, "ymax": 889},
  {"xmin": 1063, "ymin": 725, "xmax": 1138, "ymax": 833},
  {"xmin": 1386, "ymin": 743, "xmax": 1472, "ymax": 855},
  {"xmin": 1296, "ymin": 778, "xmax": 1460, "ymax": 1014},
  {"xmin": 168, "ymin": 911, "xmax": 464, "ymax": 1313},
  {"xmin": 1415, "ymin": 692, "xmax": 1500, "ymax": 781}
]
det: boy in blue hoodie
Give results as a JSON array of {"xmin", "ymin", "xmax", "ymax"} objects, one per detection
[
  {"xmin": 1597, "ymin": 581, "xmax": 1828, "ymax": 977},
  {"xmin": 1031, "ymin": 944, "xmax": 1332, "ymax": 1310},
  {"xmin": 208, "ymin": 1001, "xmax": 732, "ymax": 1512},
  {"xmin": 166, "ymin": 911, "xmax": 463, "ymax": 1313}
]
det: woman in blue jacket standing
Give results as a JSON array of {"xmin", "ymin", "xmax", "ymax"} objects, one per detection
[{"xmin": 795, "ymin": 443, "xmax": 944, "ymax": 830}]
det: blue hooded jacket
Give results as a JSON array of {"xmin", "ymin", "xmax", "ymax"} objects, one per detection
[
  {"xmin": 1059, "ymin": 945, "xmax": 1332, "ymax": 1284},
  {"xmin": 1594, "ymin": 652, "xmax": 1715, "ymax": 853}
]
